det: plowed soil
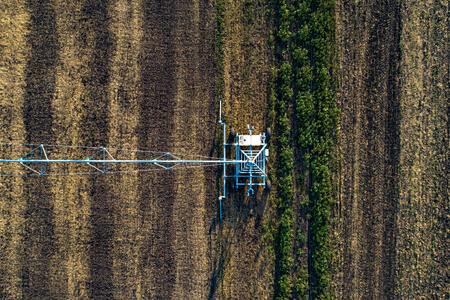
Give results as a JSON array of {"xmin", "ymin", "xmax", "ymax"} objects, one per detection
[
  {"xmin": 335, "ymin": 0, "xmax": 402, "ymax": 295},
  {"xmin": 1, "ymin": 0, "xmax": 217, "ymax": 298},
  {"xmin": 334, "ymin": 0, "xmax": 448, "ymax": 298}
]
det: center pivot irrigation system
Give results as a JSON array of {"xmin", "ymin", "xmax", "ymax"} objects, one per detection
[{"xmin": 0, "ymin": 101, "xmax": 270, "ymax": 220}]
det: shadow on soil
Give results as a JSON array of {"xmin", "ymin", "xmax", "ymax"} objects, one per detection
[{"xmin": 208, "ymin": 184, "xmax": 269, "ymax": 299}]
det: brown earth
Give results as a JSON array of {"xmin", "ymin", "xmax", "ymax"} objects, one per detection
[
  {"xmin": 334, "ymin": 0, "xmax": 402, "ymax": 297},
  {"xmin": 209, "ymin": 0, "xmax": 274, "ymax": 299},
  {"xmin": 1, "ymin": 0, "xmax": 217, "ymax": 298},
  {"xmin": 334, "ymin": 0, "xmax": 448, "ymax": 298},
  {"xmin": 394, "ymin": 0, "xmax": 448, "ymax": 297}
]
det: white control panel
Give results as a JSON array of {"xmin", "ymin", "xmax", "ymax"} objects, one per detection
[{"xmin": 238, "ymin": 135, "xmax": 263, "ymax": 146}]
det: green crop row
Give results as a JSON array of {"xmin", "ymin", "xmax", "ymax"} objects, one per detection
[
  {"xmin": 275, "ymin": 61, "xmax": 295, "ymax": 299},
  {"xmin": 270, "ymin": 0, "xmax": 338, "ymax": 298},
  {"xmin": 294, "ymin": 0, "xmax": 338, "ymax": 298},
  {"xmin": 290, "ymin": 2, "xmax": 313, "ymax": 298},
  {"xmin": 271, "ymin": 1, "xmax": 295, "ymax": 299}
]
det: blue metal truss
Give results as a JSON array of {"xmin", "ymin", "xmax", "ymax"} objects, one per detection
[
  {"xmin": 0, "ymin": 101, "xmax": 269, "ymax": 220},
  {"xmin": 218, "ymin": 101, "xmax": 269, "ymax": 220}
]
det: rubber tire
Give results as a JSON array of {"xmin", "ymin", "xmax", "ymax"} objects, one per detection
[
  {"xmin": 266, "ymin": 127, "xmax": 272, "ymax": 142},
  {"xmin": 230, "ymin": 128, "xmax": 237, "ymax": 139},
  {"xmin": 265, "ymin": 179, "xmax": 272, "ymax": 192}
]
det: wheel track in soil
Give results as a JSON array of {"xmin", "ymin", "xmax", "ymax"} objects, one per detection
[{"xmin": 21, "ymin": 0, "xmax": 58, "ymax": 298}]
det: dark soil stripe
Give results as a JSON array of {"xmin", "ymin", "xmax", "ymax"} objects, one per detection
[
  {"xmin": 137, "ymin": 1, "xmax": 177, "ymax": 298},
  {"xmin": 354, "ymin": 0, "xmax": 401, "ymax": 297},
  {"xmin": 76, "ymin": 0, "xmax": 115, "ymax": 298},
  {"xmin": 337, "ymin": 0, "xmax": 402, "ymax": 297},
  {"xmin": 381, "ymin": 0, "xmax": 401, "ymax": 295},
  {"xmin": 21, "ymin": 0, "xmax": 58, "ymax": 298}
]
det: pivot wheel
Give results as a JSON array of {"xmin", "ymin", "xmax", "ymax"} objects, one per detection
[
  {"xmin": 230, "ymin": 127, "xmax": 237, "ymax": 138},
  {"xmin": 265, "ymin": 179, "xmax": 272, "ymax": 192},
  {"xmin": 266, "ymin": 127, "xmax": 272, "ymax": 142}
]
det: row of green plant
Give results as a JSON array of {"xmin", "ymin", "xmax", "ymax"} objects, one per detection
[
  {"xmin": 270, "ymin": 1, "xmax": 296, "ymax": 298},
  {"xmin": 297, "ymin": 0, "xmax": 338, "ymax": 298},
  {"xmin": 274, "ymin": 61, "xmax": 296, "ymax": 299},
  {"xmin": 270, "ymin": 0, "xmax": 338, "ymax": 298}
]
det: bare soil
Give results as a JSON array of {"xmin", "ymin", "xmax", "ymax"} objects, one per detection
[
  {"xmin": 334, "ymin": 0, "xmax": 447, "ymax": 298},
  {"xmin": 1, "ymin": 0, "xmax": 217, "ymax": 298}
]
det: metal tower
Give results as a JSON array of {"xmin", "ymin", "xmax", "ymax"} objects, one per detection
[{"xmin": 0, "ymin": 101, "xmax": 269, "ymax": 220}]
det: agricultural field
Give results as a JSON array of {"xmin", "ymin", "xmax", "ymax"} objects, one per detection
[
  {"xmin": 0, "ymin": 0, "xmax": 447, "ymax": 299},
  {"xmin": 334, "ymin": 0, "xmax": 447, "ymax": 298}
]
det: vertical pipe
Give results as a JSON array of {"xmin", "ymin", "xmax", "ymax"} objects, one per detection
[
  {"xmin": 221, "ymin": 121, "xmax": 226, "ymax": 221},
  {"xmin": 222, "ymin": 124, "xmax": 226, "ymax": 199},
  {"xmin": 40, "ymin": 144, "xmax": 43, "ymax": 175},
  {"xmin": 263, "ymin": 144, "xmax": 265, "ymax": 186},
  {"xmin": 248, "ymin": 128, "xmax": 252, "ymax": 194},
  {"xmin": 235, "ymin": 140, "xmax": 239, "ymax": 187},
  {"xmin": 219, "ymin": 100, "xmax": 226, "ymax": 221}
]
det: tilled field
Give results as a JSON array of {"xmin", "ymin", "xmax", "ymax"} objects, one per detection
[
  {"xmin": 334, "ymin": 0, "xmax": 447, "ymax": 298},
  {"xmin": 1, "ymin": 0, "xmax": 217, "ymax": 298},
  {"xmin": 335, "ymin": 0, "xmax": 402, "ymax": 296}
]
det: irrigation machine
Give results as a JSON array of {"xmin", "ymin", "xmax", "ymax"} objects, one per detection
[{"xmin": 0, "ymin": 101, "xmax": 270, "ymax": 220}]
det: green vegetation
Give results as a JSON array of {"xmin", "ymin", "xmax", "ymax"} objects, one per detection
[
  {"xmin": 274, "ymin": 61, "xmax": 295, "ymax": 299},
  {"xmin": 270, "ymin": 1, "xmax": 295, "ymax": 299},
  {"xmin": 270, "ymin": 0, "xmax": 338, "ymax": 298},
  {"xmin": 304, "ymin": 0, "xmax": 338, "ymax": 297}
]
